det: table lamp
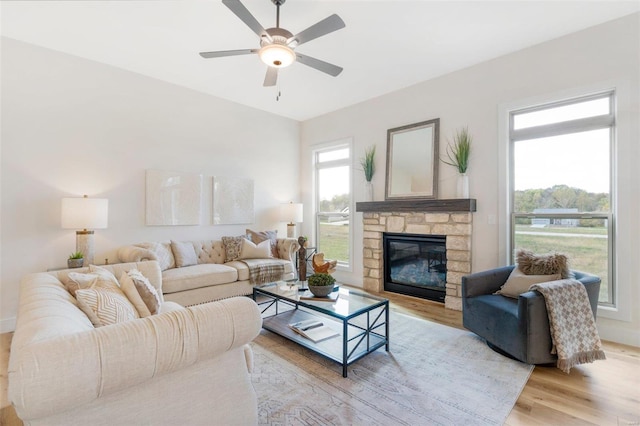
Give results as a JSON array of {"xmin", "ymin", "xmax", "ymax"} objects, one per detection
[
  {"xmin": 281, "ymin": 202, "xmax": 303, "ymax": 238},
  {"xmin": 61, "ymin": 195, "xmax": 108, "ymax": 266}
]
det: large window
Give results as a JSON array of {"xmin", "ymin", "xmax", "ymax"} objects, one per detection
[
  {"xmin": 509, "ymin": 92, "xmax": 615, "ymax": 305},
  {"xmin": 314, "ymin": 142, "xmax": 351, "ymax": 268}
]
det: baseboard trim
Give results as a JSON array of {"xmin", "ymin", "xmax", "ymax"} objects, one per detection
[
  {"xmin": 0, "ymin": 318, "xmax": 16, "ymax": 334},
  {"xmin": 599, "ymin": 323, "xmax": 640, "ymax": 348}
]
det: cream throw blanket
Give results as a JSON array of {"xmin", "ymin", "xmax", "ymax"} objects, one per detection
[
  {"xmin": 530, "ymin": 279, "xmax": 606, "ymax": 373},
  {"xmin": 241, "ymin": 259, "xmax": 285, "ymax": 285}
]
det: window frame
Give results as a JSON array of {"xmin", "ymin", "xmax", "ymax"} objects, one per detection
[
  {"xmin": 508, "ymin": 91, "xmax": 616, "ymax": 306},
  {"xmin": 313, "ymin": 140, "xmax": 353, "ymax": 270}
]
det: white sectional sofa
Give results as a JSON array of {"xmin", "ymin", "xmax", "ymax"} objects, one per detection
[
  {"xmin": 117, "ymin": 236, "xmax": 299, "ymax": 306},
  {"xmin": 8, "ymin": 261, "xmax": 262, "ymax": 426}
]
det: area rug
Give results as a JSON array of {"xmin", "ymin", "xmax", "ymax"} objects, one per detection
[{"xmin": 250, "ymin": 311, "xmax": 533, "ymax": 425}]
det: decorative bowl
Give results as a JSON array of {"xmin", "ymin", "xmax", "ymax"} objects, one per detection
[{"xmin": 308, "ymin": 284, "xmax": 335, "ymax": 297}]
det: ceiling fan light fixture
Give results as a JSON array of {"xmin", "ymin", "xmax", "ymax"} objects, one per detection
[{"xmin": 259, "ymin": 44, "xmax": 295, "ymax": 68}]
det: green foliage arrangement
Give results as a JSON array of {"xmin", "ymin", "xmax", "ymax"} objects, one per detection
[
  {"xmin": 68, "ymin": 251, "xmax": 84, "ymax": 259},
  {"xmin": 442, "ymin": 127, "xmax": 472, "ymax": 174},
  {"xmin": 307, "ymin": 273, "xmax": 336, "ymax": 287},
  {"xmin": 359, "ymin": 145, "xmax": 376, "ymax": 182}
]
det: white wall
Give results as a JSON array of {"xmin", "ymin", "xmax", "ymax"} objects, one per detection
[
  {"xmin": 300, "ymin": 14, "xmax": 640, "ymax": 346},
  {"xmin": 0, "ymin": 38, "xmax": 301, "ymax": 331}
]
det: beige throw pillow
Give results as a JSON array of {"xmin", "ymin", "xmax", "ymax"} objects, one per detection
[
  {"xmin": 496, "ymin": 267, "xmax": 561, "ymax": 299},
  {"xmin": 246, "ymin": 229, "xmax": 278, "ymax": 258},
  {"xmin": 119, "ymin": 272, "xmax": 152, "ymax": 317},
  {"xmin": 222, "ymin": 236, "xmax": 245, "ymax": 262},
  {"xmin": 516, "ymin": 249, "xmax": 570, "ymax": 279},
  {"xmin": 239, "ymin": 239, "xmax": 271, "ymax": 260},
  {"xmin": 64, "ymin": 265, "xmax": 120, "ymax": 296},
  {"xmin": 135, "ymin": 242, "xmax": 176, "ymax": 271},
  {"xmin": 127, "ymin": 269, "xmax": 161, "ymax": 315},
  {"xmin": 171, "ymin": 241, "xmax": 198, "ymax": 267},
  {"xmin": 76, "ymin": 287, "xmax": 140, "ymax": 327}
]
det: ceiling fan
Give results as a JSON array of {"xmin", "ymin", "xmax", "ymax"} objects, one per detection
[{"xmin": 199, "ymin": 0, "xmax": 345, "ymax": 87}]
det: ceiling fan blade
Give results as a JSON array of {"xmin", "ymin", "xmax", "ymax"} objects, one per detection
[
  {"xmin": 296, "ymin": 53, "xmax": 343, "ymax": 77},
  {"xmin": 263, "ymin": 67, "xmax": 278, "ymax": 87},
  {"xmin": 199, "ymin": 49, "xmax": 258, "ymax": 59},
  {"xmin": 288, "ymin": 14, "xmax": 345, "ymax": 46},
  {"xmin": 222, "ymin": 0, "xmax": 271, "ymax": 42}
]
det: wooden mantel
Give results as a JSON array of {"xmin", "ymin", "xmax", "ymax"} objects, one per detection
[{"xmin": 355, "ymin": 199, "xmax": 476, "ymax": 213}]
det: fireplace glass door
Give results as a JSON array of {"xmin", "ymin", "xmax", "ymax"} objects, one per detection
[{"xmin": 383, "ymin": 233, "xmax": 446, "ymax": 302}]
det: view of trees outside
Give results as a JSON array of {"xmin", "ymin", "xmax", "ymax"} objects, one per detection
[
  {"xmin": 514, "ymin": 185, "xmax": 609, "ymax": 214},
  {"xmin": 512, "ymin": 126, "xmax": 611, "ymax": 302}
]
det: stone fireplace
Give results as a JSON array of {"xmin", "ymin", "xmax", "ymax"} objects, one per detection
[{"xmin": 356, "ymin": 199, "xmax": 476, "ymax": 311}]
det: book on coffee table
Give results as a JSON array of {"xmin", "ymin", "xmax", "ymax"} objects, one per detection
[
  {"xmin": 289, "ymin": 319, "xmax": 339, "ymax": 343},
  {"xmin": 298, "ymin": 290, "xmax": 340, "ymax": 302}
]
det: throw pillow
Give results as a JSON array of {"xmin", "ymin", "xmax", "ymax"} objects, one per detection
[
  {"xmin": 64, "ymin": 272, "xmax": 98, "ymax": 297},
  {"xmin": 127, "ymin": 269, "xmax": 161, "ymax": 315},
  {"xmin": 135, "ymin": 241, "xmax": 176, "ymax": 271},
  {"xmin": 495, "ymin": 267, "xmax": 561, "ymax": 299},
  {"xmin": 516, "ymin": 249, "xmax": 570, "ymax": 278},
  {"xmin": 246, "ymin": 229, "xmax": 278, "ymax": 258},
  {"xmin": 119, "ymin": 272, "xmax": 152, "ymax": 318},
  {"xmin": 239, "ymin": 239, "xmax": 272, "ymax": 260},
  {"xmin": 171, "ymin": 240, "xmax": 198, "ymax": 267},
  {"xmin": 222, "ymin": 235, "xmax": 245, "ymax": 262},
  {"xmin": 76, "ymin": 287, "xmax": 140, "ymax": 327},
  {"xmin": 64, "ymin": 265, "xmax": 120, "ymax": 296}
]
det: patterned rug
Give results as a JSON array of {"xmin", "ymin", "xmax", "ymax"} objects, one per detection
[{"xmin": 251, "ymin": 312, "xmax": 533, "ymax": 425}]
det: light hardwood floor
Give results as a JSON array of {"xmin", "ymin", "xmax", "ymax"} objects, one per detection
[{"xmin": 1, "ymin": 291, "xmax": 638, "ymax": 425}]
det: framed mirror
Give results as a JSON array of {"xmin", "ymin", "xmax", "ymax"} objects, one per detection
[{"xmin": 385, "ymin": 118, "xmax": 439, "ymax": 200}]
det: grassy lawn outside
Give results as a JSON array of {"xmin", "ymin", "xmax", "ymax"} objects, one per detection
[{"xmin": 318, "ymin": 221, "xmax": 350, "ymax": 264}]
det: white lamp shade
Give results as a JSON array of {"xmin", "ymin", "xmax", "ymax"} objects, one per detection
[
  {"xmin": 281, "ymin": 202, "xmax": 303, "ymax": 224},
  {"xmin": 61, "ymin": 197, "xmax": 109, "ymax": 229}
]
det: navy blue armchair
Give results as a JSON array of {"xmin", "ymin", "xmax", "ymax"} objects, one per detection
[{"xmin": 461, "ymin": 266, "xmax": 601, "ymax": 364}]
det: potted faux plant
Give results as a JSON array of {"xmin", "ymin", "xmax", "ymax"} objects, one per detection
[
  {"xmin": 67, "ymin": 251, "xmax": 84, "ymax": 268},
  {"xmin": 359, "ymin": 145, "xmax": 376, "ymax": 201},
  {"xmin": 441, "ymin": 127, "xmax": 472, "ymax": 198},
  {"xmin": 307, "ymin": 272, "xmax": 336, "ymax": 297}
]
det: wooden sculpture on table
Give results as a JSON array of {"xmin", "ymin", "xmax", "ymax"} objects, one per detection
[
  {"xmin": 312, "ymin": 252, "xmax": 338, "ymax": 274},
  {"xmin": 297, "ymin": 236, "xmax": 308, "ymax": 282}
]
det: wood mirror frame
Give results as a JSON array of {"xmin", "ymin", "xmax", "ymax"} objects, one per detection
[{"xmin": 385, "ymin": 118, "xmax": 439, "ymax": 200}]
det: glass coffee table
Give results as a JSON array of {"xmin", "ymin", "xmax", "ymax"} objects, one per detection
[{"xmin": 253, "ymin": 282, "xmax": 389, "ymax": 377}]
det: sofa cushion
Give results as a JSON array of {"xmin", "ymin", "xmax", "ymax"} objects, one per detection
[
  {"xmin": 246, "ymin": 229, "xmax": 278, "ymax": 258},
  {"xmin": 495, "ymin": 267, "xmax": 560, "ymax": 298},
  {"xmin": 226, "ymin": 259, "xmax": 293, "ymax": 282},
  {"xmin": 162, "ymin": 264, "xmax": 239, "ymax": 294},
  {"xmin": 222, "ymin": 236, "xmax": 245, "ymax": 262},
  {"xmin": 127, "ymin": 269, "xmax": 162, "ymax": 315},
  {"xmin": 516, "ymin": 249, "xmax": 570, "ymax": 279},
  {"xmin": 171, "ymin": 240, "xmax": 198, "ymax": 267},
  {"xmin": 136, "ymin": 241, "xmax": 175, "ymax": 271},
  {"xmin": 75, "ymin": 286, "xmax": 140, "ymax": 327},
  {"xmin": 119, "ymin": 271, "xmax": 152, "ymax": 317},
  {"xmin": 63, "ymin": 265, "xmax": 121, "ymax": 297},
  {"xmin": 239, "ymin": 239, "xmax": 271, "ymax": 260}
]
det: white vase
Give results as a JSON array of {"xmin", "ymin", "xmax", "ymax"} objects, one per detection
[
  {"xmin": 456, "ymin": 173, "xmax": 469, "ymax": 198},
  {"xmin": 364, "ymin": 181, "xmax": 374, "ymax": 202}
]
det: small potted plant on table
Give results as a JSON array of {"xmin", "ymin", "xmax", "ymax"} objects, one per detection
[
  {"xmin": 67, "ymin": 251, "xmax": 84, "ymax": 268},
  {"xmin": 307, "ymin": 272, "xmax": 336, "ymax": 297}
]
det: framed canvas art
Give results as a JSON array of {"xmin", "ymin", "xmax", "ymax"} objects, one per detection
[
  {"xmin": 146, "ymin": 169, "xmax": 202, "ymax": 225},
  {"xmin": 213, "ymin": 176, "xmax": 254, "ymax": 225}
]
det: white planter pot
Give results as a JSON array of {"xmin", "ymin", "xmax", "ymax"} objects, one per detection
[
  {"xmin": 456, "ymin": 174, "xmax": 469, "ymax": 198},
  {"xmin": 364, "ymin": 181, "xmax": 374, "ymax": 202}
]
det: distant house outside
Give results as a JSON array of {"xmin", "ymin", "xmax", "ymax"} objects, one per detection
[{"xmin": 531, "ymin": 208, "xmax": 579, "ymax": 227}]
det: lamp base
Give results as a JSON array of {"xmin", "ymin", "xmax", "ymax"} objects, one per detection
[
  {"xmin": 76, "ymin": 230, "xmax": 95, "ymax": 266},
  {"xmin": 287, "ymin": 223, "xmax": 296, "ymax": 238}
]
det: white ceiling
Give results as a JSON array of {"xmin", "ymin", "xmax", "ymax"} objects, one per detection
[{"xmin": 2, "ymin": 1, "xmax": 638, "ymax": 121}]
